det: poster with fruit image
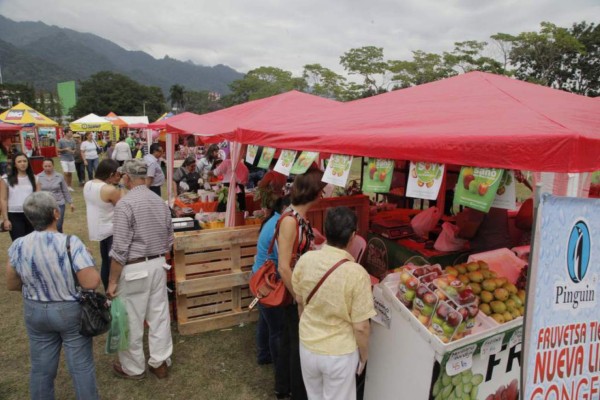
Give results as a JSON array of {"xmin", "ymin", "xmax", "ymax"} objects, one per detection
[
  {"xmin": 257, "ymin": 146, "xmax": 276, "ymax": 169},
  {"xmin": 362, "ymin": 158, "xmax": 394, "ymax": 193},
  {"xmin": 245, "ymin": 145, "xmax": 259, "ymax": 164},
  {"xmin": 290, "ymin": 151, "xmax": 319, "ymax": 175},
  {"xmin": 273, "ymin": 149, "xmax": 297, "ymax": 176},
  {"xmin": 406, "ymin": 161, "xmax": 445, "ymax": 200},
  {"xmin": 491, "ymin": 170, "xmax": 516, "ymax": 210},
  {"xmin": 432, "ymin": 324, "xmax": 522, "ymax": 400},
  {"xmin": 454, "ymin": 167, "xmax": 504, "ymax": 213},
  {"xmin": 322, "ymin": 154, "xmax": 353, "ymax": 187}
]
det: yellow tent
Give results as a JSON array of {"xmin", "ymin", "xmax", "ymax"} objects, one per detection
[
  {"xmin": 70, "ymin": 113, "xmax": 113, "ymax": 132},
  {"xmin": 0, "ymin": 102, "xmax": 58, "ymax": 126}
]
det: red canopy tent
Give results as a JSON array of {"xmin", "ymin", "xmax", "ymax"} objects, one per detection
[
  {"xmin": 0, "ymin": 122, "xmax": 21, "ymax": 132},
  {"xmin": 233, "ymin": 72, "xmax": 600, "ymax": 173},
  {"xmin": 148, "ymin": 112, "xmax": 197, "ymax": 131},
  {"xmin": 165, "ymin": 91, "xmax": 340, "ymax": 140}
]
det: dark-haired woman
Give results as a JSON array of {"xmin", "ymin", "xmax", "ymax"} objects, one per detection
[
  {"xmin": 173, "ymin": 156, "xmax": 201, "ymax": 195},
  {"xmin": 196, "ymin": 143, "xmax": 221, "ymax": 181},
  {"xmin": 81, "ymin": 132, "xmax": 100, "ymax": 180},
  {"xmin": 275, "ymin": 168, "xmax": 324, "ymax": 400},
  {"xmin": 0, "ymin": 136, "xmax": 12, "ymax": 175},
  {"xmin": 37, "ymin": 158, "xmax": 73, "ymax": 233},
  {"xmin": 252, "ymin": 196, "xmax": 290, "ymax": 369},
  {"xmin": 83, "ymin": 159, "xmax": 122, "ymax": 289},
  {"xmin": 1, "ymin": 153, "xmax": 38, "ymax": 241}
]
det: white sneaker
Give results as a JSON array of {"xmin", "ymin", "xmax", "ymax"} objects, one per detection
[{"xmin": 68, "ymin": 187, "xmax": 75, "ymax": 192}]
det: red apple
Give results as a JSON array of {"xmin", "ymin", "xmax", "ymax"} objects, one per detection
[
  {"xmin": 478, "ymin": 183, "xmax": 489, "ymax": 196},
  {"xmin": 463, "ymin": 174, "xmax": 475, "ymax": 189},
  {"xmin": 446, "ymin": 311, "xmax": 462, "ymax": 327}
]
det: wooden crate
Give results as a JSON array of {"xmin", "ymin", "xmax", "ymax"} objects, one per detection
[{"xmin": 173, "ymin": 225, "xmax": 260, "ymax": 335}]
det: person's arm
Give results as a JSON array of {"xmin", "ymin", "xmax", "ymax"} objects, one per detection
[
  {"xmin": 5, "ymin": 260, "xmax": 22, "ymax": 291},
  {"xmin": 107, "ymin": 204, "xmax": 133, "ymax": 298},
  {"xmin": 60, "ymin": 176, "xmax": 73, "ymax": 210},
  {"xmin": 100, "ymin": 183, "xmax": 122, "ymax": 206},
  {"xmin": 277, "ymin": 216, "xmax": 297, "ymax": 296},
  {"xmin": 81, "ymin": 142, "xmax": 88, "ymax": 166},
  {"xmin": 0, "ymin": 179, "xmax": 10, "ymax": 231},
  {"xmin": 353, "ymin": 319, "xmax": 370, "ymax": 373},
  {"xmin": 106, "ymin": 259, "xmax": 123, "ymax": 299},
  {"xmin": 76, "ymin": 267, "xmax": 101, "ymax": 290}
]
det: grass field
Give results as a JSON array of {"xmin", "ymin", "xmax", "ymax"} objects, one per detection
[{"xmin": 0, "ymin": 161, "xmax": 273, "ymax": 400}]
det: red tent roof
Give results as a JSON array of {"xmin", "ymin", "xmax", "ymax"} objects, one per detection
[
  {"xmin": 148, "ymin": 112, "xmax": 197, "ymax": 130},
  {"xmin": 165, "ymin": 91, "xmax": 339, "ymax": 141},
  {"xmin": 234, "ymin": 72, "xmax": 600, "ymax": 173},
  {"xmin": 0, "ymin": 122, "xmax": 21, "ymax": 132}
]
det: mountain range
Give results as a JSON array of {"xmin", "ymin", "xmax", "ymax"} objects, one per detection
[{"xmin": 0, "ymin": 15, "xmax": 243, "ymax": 94}]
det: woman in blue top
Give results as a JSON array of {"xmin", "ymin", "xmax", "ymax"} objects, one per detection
[
  {"xmin": 252, "ymin": 196, "xmax": 290, "ymax": 371},
  {"xmin": 6, "ymin": 192, "xmax": 101, "ymax": 400}
]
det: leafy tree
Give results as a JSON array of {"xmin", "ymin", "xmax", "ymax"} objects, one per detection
[
  {"xmin": 443, "ymin": 41, "xmax": 504, "ymax": 74},
  {"xmin": 562, "ymin": 21, "xmax": 600, "ymax": 96},
  {"xmin": 169, "ymin": 84, "xmax": 186, "ymax": 112},
  {"xmin": 490, "ymin": 33, "xmax": 516, "ymax": 74},
  {"xmin": 389, "ymin": 50, "xmax": 456, "ymax": 88},
  {"xmin": 507, "ymin": 22, "xmax": 585, "ymax": 87},
  {"xmin": 340, "ymin": 46, "xmax": 390, "ymax": 96},
  {"xmin": 71, "ymin": 71, "xmax": 166, "ymax": 121},
  {"xmin": 183, "ymin": 90, "xmax": 223, "ymax": 114},
  {"xmin": 222, "ymin": 66, "xmax": 306, "ymax": 106},
  {"xmin": 302, "ymin": 63, "xmax": 349, "ymax": 100},
  {"xmin": 0, "ymin": 83, "xmax": 36, "ymax": 108}
]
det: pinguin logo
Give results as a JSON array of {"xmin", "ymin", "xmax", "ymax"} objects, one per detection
[{"xmin": 567, "ymin": 221, "xmax": 591, "ymax": 284}]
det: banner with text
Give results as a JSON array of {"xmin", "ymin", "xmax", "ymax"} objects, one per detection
[
  {"xmin": 406, "ymin": 161, "xmax": 445, "ymax": 200},
  {"xmin": 454, "ymin": 167, "xmax": 504, "ymax": 213},
  {"xmin": 522, "ymin": 195, "xmax": 600, "ymax": 400},
  {"xmin": 362, "ymin": 158, "xmax": 394, "ymax": 193},
  {"xmin": 322, "ymin": 154, "xmax": 353, "ymax": 187}
]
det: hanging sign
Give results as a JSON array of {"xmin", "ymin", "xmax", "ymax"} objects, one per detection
[
  {"xmin": 522, "ymin": 195, "xmax": 600, "ymax": 400},
  {"xmin": 5, "ymin": 110, "xmax": 24, "ymax": 120},
  {"xmin": 290, "ymin": 151, "xmax": 319, "ymax": 175},
  {"xmin": 273, "ymin": 150, "xmax": 297, "ymax": 176},
  {"xmin": 362, "ymin": 158, "xmax": 394, "ymax": 193},
  {"xmin": 491, "ymin": 170, "xmax": 517, "ymax": 210},
  {"xmin": 454, "ymin": 167, "xmax": 504, "ymax": 213},
  {"xmin": 406, "ymin": 161, "xmax": 445, "ymax": 200},
  {"xmin": 245, "ymin": 145, "xmax": 259, "ymax": 164},
  {"xmin": 257, "ymin": 147, "xmax": 276, "ymax": 169},
  {"xmin": 322, "ymin": 154, "xmax": 353, "ymax": 187}
]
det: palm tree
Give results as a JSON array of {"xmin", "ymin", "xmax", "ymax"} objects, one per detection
[{"xmin": 168, "ymin": 84, "xmax": 186, "ymax": 113}]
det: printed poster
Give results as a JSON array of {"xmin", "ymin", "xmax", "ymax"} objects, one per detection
[
  {"xmin": 454, "ymin": 167, "xmax": 504, "ymax": 213},
  {"xmin": 245, "ymin": 145, "xmax": 259, "ymax": 164},
  {"xmin": 290, "ymin": 151, "xmax": 319, "ymax": 175},
  {"xmin": 257, "ymin": 147, "xmax": 276, "ymax": 169},
  {"xmin": 491, "ymin": 170, "xmax": 517, "ymax": 210},
  {"xmin": 362, "ymin": 158, "xmax": 394, "ymax": 193},
  {"xmin": 273, "ymin": 149, "xmax": 297, "ymax": 176},
  {"xmin": 406, "ymin": 161, "xmax": 445, "ymax": 200},
  {"xmin": 522, "ymin": 195, "xmax": 600, "ymax": 400},
  {"xmin": 322, "ymin": 154, "xmax": 353, "ymax": 187},
  {"xmin": 5, "ymin": 110, "xmax": 24, "ymax": 120}
]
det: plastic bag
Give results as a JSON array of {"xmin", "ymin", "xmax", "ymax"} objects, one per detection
[
  {"xmin": 105, "ymin": 298, "xmax": 129, "ymax": 354},
  {"xmin": 434, "ymin": 222, "xmax": 468, "ymax": 252},
  {"xmin": 410, "ymin": 206, "xmax": 441, "ymax": 237}
]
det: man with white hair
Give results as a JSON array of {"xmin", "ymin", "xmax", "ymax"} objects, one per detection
[{"xmin": 107, "ymin": 159, "xmax": 174, "ymax": 380}]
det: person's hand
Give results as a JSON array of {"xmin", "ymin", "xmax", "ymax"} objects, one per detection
[
  {"xmin": 357, "ymin": 359, "xmax": 366, "ymax": 375},
  {"xmin": 70, "ymin": 204, "xmax": 75, "ymax": 212},
  {"xmin": 2, "ymin": 219, "xmax": 11, "ymax": 231},
  {"xmin": 106, "ymin": 282, "xmax": 118, "ymax": 299},
  {"xmin": 84, "ymin": 161, "xmax": 88, "ymax": 166}
]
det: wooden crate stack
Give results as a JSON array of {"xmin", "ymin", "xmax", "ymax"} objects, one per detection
[{"xmin": 173, "ymin": 225, "xmax": 260, "ymax": 335}]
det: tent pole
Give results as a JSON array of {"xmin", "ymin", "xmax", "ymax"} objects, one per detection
[{"xmin": 166, "ymin": 133, "xmax": 174, "ymax": 206}]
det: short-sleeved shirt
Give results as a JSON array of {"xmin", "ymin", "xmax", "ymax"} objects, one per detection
[
  {"xmin": 143, "ymin": 154, "xmax": 165, "ymax": 187},
  {"xmin": 173, "ymin": 167, "xmax": 200, "ymax": 193},
  {"xmin": 58, "ymin": 138, "xmax": 76, "ymax": 162},
  {"xmin": 292, "ymin": 244, "xmax": 376, "ymax": 356},
  {"xmin": 37, "ymin": 171, "xmax": 72, "ymax": 205},
  {"xmin": 9, "ymin": 232, "xmax": 95, "ymax": 301},
  {"xmin": 80, "ymin": 141, "xmax": 99, "ymax": 160},
  {"xmin": 252, "ymin": 212, "xmax": 280, "ymax": 274}
]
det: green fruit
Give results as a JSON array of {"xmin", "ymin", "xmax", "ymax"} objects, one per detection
[
  {"xmin": 461, "ymin": 370, "xmax": 472, "ymax": 381},
  {"xmin": 470, "ymin": 386, "xmax": 479, "ymax": 399},
  {"xmin": 494, "ymin": 288, "xmax": 509, "ymax": 301},
  {"xmin": 477, "ymin": 261, "xmax": 489, "ymax": 270},
  {"xmin": 480, "ymin": 290, "xmax": 494, "ymax": 303},
  {"xmin": 511, "ymin": 308, "xmax": 521, "ymax": 319},
  {"xmin": 503, "ymin": 283, "xmax": 518, "ymax": 294},
  {"xmin": 471, "ymin": 374, "xmax": 483, "ymax": 386},
  {"xmin": 454, "ymin": 383, "xmax": 463, "ymax": 397},
  {"xmin": 468, "ymin": 180, "xmax": 478, "ymax": 193},
  {"xmin": 442, "ymin": 373, "xmax": 452, "ymax": 387},
  {"xmin": 491, "ymin": 313, "xmax": 505, "ymax": 324},
  {"xmin": 468, "ymin": 271, "xmax": 484, "ymax": 283},
  {"xmin": 503, "ymin": 311, "xmax": 513, "ymax": 322},
  {"xmin": 479, "ymin": 303, "xmax": 491, "ymax": 315},
  {"xmin": 442, "ymin": 384, "xmax": 453, "ymax": 398},
  {"xmin": 458, "ymin": 274, "xmax": 470, "ymax": 285},
  {"xmin": 466, "ymin": 262, "xmax": 480, "ymax": 272},
  {"xmin": 495, "ymin": 277, "xmax": 508, "ymax": 287},
  {"xmin": 481, "ymin": 270, "xmax": 494, "ymax": 279},
  {"xmin": 481, "ymin": 279, "xmax": 497, "ymax": 292},
  {"xmin": 468, "ymin": 282, "xmax": 481, "ymax": 295},
  {"xmin": 505, "ymin": 299, "xmax": 517, "ymax": 312},
  {"xmin": 490, "ymin": 300, "xmax": 507, "ymax": 314},
  {"xmin": 432, "ymin": 379, "xmax": 442, "ymax": 396},
  {"xmin": 510, "ymin": 294, "xmax": 523, "ymax": 307},
  {"xmin": 463, "ymin": 382, "xmax": 472, "ymax": 394},
  {"xmin": 404, "ymin": 290, "xmax": 416, "ymax": 301},
  {"xmin": 445, "ymin": 266, "xmax": 459, "ymax": 277},
  {"xmin": 456, "ymin": 265, "xmax": 467, "ymax": 274},
  {"xmin": 451, "ymin": 374, "xmax": 462, "ymax": 386}
]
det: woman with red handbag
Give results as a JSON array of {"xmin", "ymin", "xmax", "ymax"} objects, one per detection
[{"xmin": 275, "ymin": 167, "xmax": 325, "ymax": 400}]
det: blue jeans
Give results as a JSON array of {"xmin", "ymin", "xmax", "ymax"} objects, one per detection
[
  {"xmin": 256, "ymin": 304, "xmax": 284, "ymax": 364},
  {"xmin": 86, "ymin": 158, "xmax": 99, "ymax": 180},
  {"xmin": 57, "ymin": 204, "xmax": 65, "ymax": 233},
  {"xmin": 24, "ymin": 299, "xmax": 99, "ymax": 400}
]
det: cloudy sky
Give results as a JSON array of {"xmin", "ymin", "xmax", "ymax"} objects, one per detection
[{"xmin": 0, "ymin": 0, "xmax": 598, "ymax": 76}]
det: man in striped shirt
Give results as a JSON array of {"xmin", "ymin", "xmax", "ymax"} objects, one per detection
[{"xmin": 107, "ymin": 159, "xmax": 174, "ymax": 380}]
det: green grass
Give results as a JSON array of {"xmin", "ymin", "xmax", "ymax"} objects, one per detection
[{"xmin": 0, "ymin": 158, "xmax": 273, "ymax": 399}]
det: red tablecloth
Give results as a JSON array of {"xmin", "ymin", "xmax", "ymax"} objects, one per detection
[
  {"xmin": 40, "ymin": 146, "xmax": 57, "ymax": 158},
  {"xmin": 174, "ymin": 198, "xmax": 218, "ymax": 213}
]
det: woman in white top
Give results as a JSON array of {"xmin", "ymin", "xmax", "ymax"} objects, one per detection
[
  {"xmin": 83, "ymin": 159, "xmax": 122, "ymax": 290},
  {"xmin": 0, "ymin": 152, "xmax": 38, "ymax": 241},
  {"xmin": 111, "ymin": 135, "xmax": 132, "ymax": 166},
  {"xmin": 80, "ymin": 132, "xmax": 100, "ymax": 180}
]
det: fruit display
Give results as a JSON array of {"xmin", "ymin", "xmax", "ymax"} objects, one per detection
[
  {"xmin": 429, "ymin": 275, "xmax": 479, "ymax": 341},
  {"xmin": 485, "ymin": 379, "xmax": 519, "ymax": 400},
  {"xmin": 412, "ymin": 284, "xmax": 439, "ymax": 326},
  {"xmin": 444, "ymin": 261, "xmax": 526, "ymax": 324},
  {"xmin": 397, "ymin": 264, "xmax": 442, "ymax": 308},
  {"xmin": 431, "ymin": 368, "xmax": 484, "ymax": 400},
  {"xmin": 429, "ymin": 300, "xmax": 463, "ymax": 343},
  {"xmin": 516, "ymin": 264, "xmax": 528, "ymax": 291}
]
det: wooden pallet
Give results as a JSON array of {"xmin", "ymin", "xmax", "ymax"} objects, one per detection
[{"xmin": 173, "ymin": 225, "xmax": 260, "ymax": 335}]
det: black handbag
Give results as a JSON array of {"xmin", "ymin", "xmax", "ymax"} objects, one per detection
[{"xmin": 66, "ymin": 235, "xmax": 111, "ymax": 337}]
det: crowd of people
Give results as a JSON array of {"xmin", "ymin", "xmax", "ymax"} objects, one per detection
[{"xmin": 3, "ymin": 132, "xmax": 375, "ymax": 400}]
